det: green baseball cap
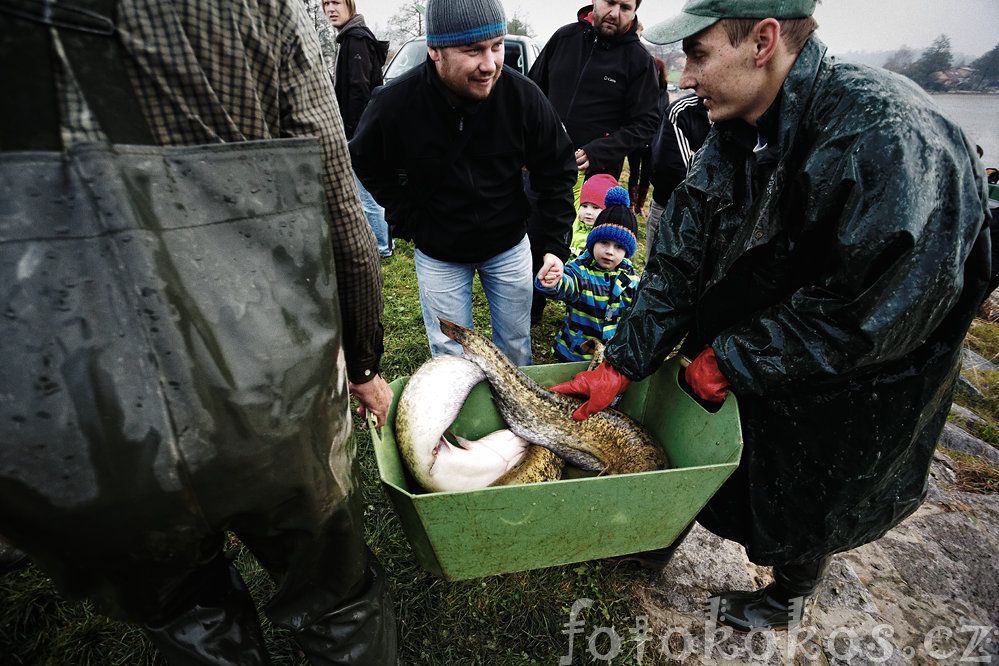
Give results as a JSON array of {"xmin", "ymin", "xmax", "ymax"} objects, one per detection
[{"xmin": 644, "ymin": 0, "xmax": 816, "ymax": 44}]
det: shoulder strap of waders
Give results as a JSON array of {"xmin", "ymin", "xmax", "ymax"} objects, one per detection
[{"xmin": 0, "ymin": 0, "xmax": 153, "ymax": 150}]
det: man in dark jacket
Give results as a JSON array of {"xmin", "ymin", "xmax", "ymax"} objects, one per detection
[
  {"xmin": 350, "ymin": 0, "xmax": 576, "ymax": 364},
  {"xmin": 325, "ymin": 0, "xmax": 394, "ymax": 257},
  {"xmin": 529, "ymin": 0, "xmax": 660, "ymax": 178},
  {"xmin": 526, "ymin": 0, "xmax": 659, "ymax": 322},
  {"xmin": 551, "ymin": 0, "xmax": 991, "ymax": 632}
]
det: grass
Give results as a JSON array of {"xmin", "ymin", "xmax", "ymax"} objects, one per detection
[{"xmin": 4, "ymin": 196, "xmax": 998, "ymax": 665}]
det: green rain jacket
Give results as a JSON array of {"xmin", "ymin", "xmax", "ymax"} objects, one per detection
[{"xmin": 605, "ymin": 37, "xmax": 991, "ymax": 565}]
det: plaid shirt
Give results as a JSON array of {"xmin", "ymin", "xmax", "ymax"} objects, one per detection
[{"xmin": 113, "ymin": 0, "xmax": 384, "ymax": 383}]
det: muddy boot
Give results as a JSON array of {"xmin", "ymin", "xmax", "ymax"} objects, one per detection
[{"xmin": 707, "ymin": 556, "xmax": 829, "ymax": 632}]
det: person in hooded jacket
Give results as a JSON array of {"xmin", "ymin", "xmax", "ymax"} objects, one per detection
[
  {"xmin": 550, "ymin": 0, "xmax": 991, "ymax": 633},
  {"xmin": 325, "ymin": 0, "xmax": 394, "ymax": 257}
]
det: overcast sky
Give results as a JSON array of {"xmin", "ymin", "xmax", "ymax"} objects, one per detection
[{"xmin": 362, "ymin": 0, "xmax": 999, "ymax": 58}]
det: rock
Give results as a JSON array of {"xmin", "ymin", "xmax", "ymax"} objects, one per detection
[
  {"xmin": 956, "ymin": 374, "xmax": 986, "ymax": 403},
  {"xmin": 950, "ymin": 403, "xmax": 987, "ymax": 429},
  {"xmin": 631, "ymin": 452, "xmax": 999, "ymax": 665},
  {"xmin": 976, "ymin": 291, "xmax": 999, "ymax": 322},
  {"xmin": 963, "ymin": 348, "xmax": 999, "ymax": 373},
  {"xmin": 938, "ymin": 422, "xmax": 999, "ymax": 466}
]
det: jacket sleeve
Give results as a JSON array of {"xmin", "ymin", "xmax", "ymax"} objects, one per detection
[
  {"xmin": 712, "ymin": 116, "xmax": 989, "ymax": 397},
  {"xmin": 536, "ymin": 264, "xmax": 583, "ymax": 302},
  {"xmin": 525, "ymin": 87, "xmax": 578, "ymax": 261},
  {"xmin": 340, "ymin": 35, "xmax": 377, "ymax": 140},
  {"xmin": 604, "ymin": 188, "xmax": 706, "ymax": 380},
  {"xmin": 280, "ymin": 23, "xmax": 384, "ymax": 383},
  {"xmin": 349, "ymin": 86, "xmax": 416, "ymax": 240},
  {"xmin": 581, "ymin": 57, "xmax": 660, "ymax": 174}
]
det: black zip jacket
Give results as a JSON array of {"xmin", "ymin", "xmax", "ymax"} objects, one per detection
[
  {"xmin": 529, "ymin": 5, "xmax": 659, "ymax": 176},
  {"xmin": 349, "ymin": 60, "xmax": 577, "ymax": 263},
  {"xmin": 333, "ymin": 14, "xmax": 388, "ymax": 140}
]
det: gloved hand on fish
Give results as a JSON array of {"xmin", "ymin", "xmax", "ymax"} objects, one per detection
[{"xmin": 395, "ymin": 319, "xmax": 669, "ymax": 493}]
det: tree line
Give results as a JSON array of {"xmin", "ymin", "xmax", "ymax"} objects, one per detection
[{"xmin": 883, "ymin": 35, "xmax": 998, "ymax": 92}]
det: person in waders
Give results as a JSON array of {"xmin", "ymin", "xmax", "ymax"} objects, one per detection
[{"xmin": 550, "ymin": 0, "xmax": 991, "ymax": 632}]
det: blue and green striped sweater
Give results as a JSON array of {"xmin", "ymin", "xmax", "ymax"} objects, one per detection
[{"xmin": 535, "ymin": 251, "xmax": 640, "ymax": 362}]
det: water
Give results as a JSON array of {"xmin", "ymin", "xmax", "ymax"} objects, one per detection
[{"xmin": 930, "ymin": 94, "xmax": 999, "ymax": 166}]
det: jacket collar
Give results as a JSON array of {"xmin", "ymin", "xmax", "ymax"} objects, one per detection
[{"xmin": 335, "ymin": 13, "xmax": 368, "ymax": 42}]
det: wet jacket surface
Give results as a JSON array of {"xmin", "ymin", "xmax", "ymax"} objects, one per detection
[
  {"xmin": 529, "ymin": 5, "xmax": 659, "ymax": 176},
  {"xmin": 333, "ymin": 14, "xmax": 388, "ymax": 140},
  {"xmin": 605, "ymin": 37, "xmax": 991, "ymax": 565},
  {"xmin": 350, "ymin": 61, "xmax": 577, "ymax": 263}
]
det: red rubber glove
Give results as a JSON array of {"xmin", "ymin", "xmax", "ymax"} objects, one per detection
[
  {"xmin": 550, "ymin": 363, "xmax": 631, "ymax": 421},
  {"xmin": 685, "ymin": 346, "xmax": 729, "ymax": 403}
]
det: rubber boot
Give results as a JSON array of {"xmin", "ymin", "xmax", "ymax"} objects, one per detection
[
  {"xmin": 611, "ymin": 522, "xmax": 694, "ymax": 571},
  {"xmin": 142, "ymin": 555, "xmax": 271, "ymax": 666},
  {"xmin": 708, "ymin": 556, "xmax": 830, "ymax": 632},
  {"xmin": 628, "ymin": 186, "xmax": 639, "ymax": 215},
  {"xmin": 0, "ymin": 537, "xmax": 29, "ymax": 574}
]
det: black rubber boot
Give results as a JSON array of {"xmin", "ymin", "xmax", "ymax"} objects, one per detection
[
  {"xmin": 708, "ymin": 556, "xmax": 830, "ymax": 632},
  {"xmin": 0, "ymin": 538, "xmax": 29, "ymax": 574},
  {"xmin": 612, "ymin": 522, "xmax": 694, "ymax": 571}
]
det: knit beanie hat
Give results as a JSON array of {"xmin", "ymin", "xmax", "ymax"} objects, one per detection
[
  {"xmin": 579, "ymin": 173, "xmax": 620, "ymax": 209},
  {"xmin": 587, "ymin": 187, "xmax": 638, "ymax": 258},
  {"xmin": 426, "ymin": 0, "xmax": 507, "ymax": 48}
]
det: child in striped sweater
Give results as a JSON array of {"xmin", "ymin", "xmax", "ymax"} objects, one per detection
[{"xmin": 535, "ymin": 187, "xmax": 641, "ymax": 362}]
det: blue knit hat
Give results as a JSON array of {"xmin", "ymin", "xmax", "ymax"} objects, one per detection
[
  {"xmin": 426, "ymin": 0, "xmax": 507, "ymax": 48},
  {"xmin": 587, "ymin": 187, "xmax": 637, "ymax": 258}
]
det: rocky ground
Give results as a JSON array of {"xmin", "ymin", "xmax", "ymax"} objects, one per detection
[{"xmin": 628, "ymin": 349, "xmax": 999, "ymax": 666}]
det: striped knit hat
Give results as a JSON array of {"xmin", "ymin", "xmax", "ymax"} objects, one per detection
[
  {"xmin": 587, "ymin": 187, "xmax": 638, "ymax": 258},
  {"xmin": 426, "ymin": 0, "xmax": 507, "ymax": 48}
]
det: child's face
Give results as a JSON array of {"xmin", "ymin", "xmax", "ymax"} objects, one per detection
[
  {"xmin": 578, "ymin": 202, "xmax": 602, "ymax": 226},
  {"xmin": 592, "ymin": 240, "xmax": 627, "ymax": 270}
]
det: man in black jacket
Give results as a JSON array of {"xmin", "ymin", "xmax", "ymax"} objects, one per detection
[
  {"xmin": 529, "ymin": 0, "xmax": 660, "ymax": 179},
  {"xmin": 325, "ymin": 0, "xmax": 394, "ymax": 257},
  {"xmin": 526, "ymin": 0, "xmax": 659, "ymax": 322},
  {"xmin": 350, "ymin": 0, "xmax": 576, "ymax": 365}
]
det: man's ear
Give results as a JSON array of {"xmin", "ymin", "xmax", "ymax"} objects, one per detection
[
  {"xmin": 428, "ymin": 46, "xmax": 441, "ymax": 63},
  {"xmin": 754, "ymin": 18, "xmax": 781, "ymax": 68}
]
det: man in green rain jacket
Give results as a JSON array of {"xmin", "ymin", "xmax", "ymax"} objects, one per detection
[{"xmin": 551, "ymin": 0, "xmax": 991, "ymax": 632}]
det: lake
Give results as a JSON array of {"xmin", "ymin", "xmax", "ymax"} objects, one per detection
[{"xmin": 931, "ymin": 93, "xmax": 999, "ymax": 166}]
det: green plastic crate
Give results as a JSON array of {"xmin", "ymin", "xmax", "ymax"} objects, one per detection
[{"xmin": 371, "ymin": 356, "xmax": 742, "ymax": 580}]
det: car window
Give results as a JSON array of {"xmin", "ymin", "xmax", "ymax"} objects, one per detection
[
  {"xmin": 504, "ymin": 42, "xmax": 525, "ymax": 74},
  {"xmin": 384, "ymin": 39, "xmax": 427, "ymax": 81}
]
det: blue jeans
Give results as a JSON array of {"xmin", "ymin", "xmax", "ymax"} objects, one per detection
[
  {"xmin": 354, "ymin": 172, "xmax": 392, "ymax": 257},
  {"xmin": 414, "ymin": 235, "xmax": 533, "ymax": 366}
]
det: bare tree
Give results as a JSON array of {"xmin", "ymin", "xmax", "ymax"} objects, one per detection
[
  {"xmin": 385, "ymin": 2, "xmax": 425, "ymax": 48},
  {"xmin": 883, "ymin": 45, "xmax": 915, "ymax": 73},
  {"xmin": 507, "ymin": 12, "xmax": 534, "ymax": 38}
]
